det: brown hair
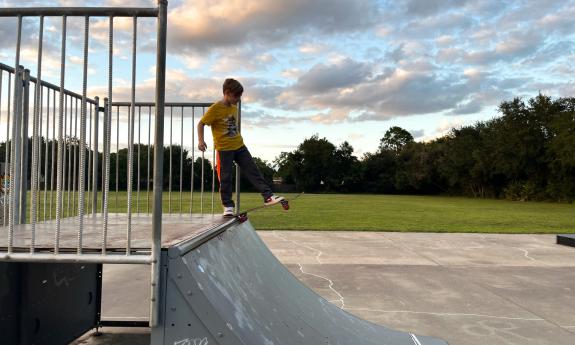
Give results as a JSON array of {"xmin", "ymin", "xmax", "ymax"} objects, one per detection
[{"xmin": 223, "ymin": 78, "xmax": 244, "ymax": 96}]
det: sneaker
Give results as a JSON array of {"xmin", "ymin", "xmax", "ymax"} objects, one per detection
[
  {"xmin": 222, "ymin": 206, "xmax": 235, "ymax": 217},
  {"xmin": 264, "ymin": 195, "xmax": 285, "ymax": 206}
]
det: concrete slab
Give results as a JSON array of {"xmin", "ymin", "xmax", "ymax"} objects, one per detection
[{"xmin": 74, "ymin": 231, "xmax": 575, "ymax": 345}]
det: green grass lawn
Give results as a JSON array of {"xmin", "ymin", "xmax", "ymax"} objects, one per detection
[{"xmin": 18, "ymin": 191, "xmax": 575, "ymax": 233}]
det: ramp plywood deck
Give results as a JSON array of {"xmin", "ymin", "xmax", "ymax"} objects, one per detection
[{"xmin": 0, "ymin": 213, "xmax": 229, "ymax": 253}]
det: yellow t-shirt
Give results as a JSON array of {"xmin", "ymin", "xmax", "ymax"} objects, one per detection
[{"xmin": 200, "ymin": 102, "xmax": 244, "ymax": 151}]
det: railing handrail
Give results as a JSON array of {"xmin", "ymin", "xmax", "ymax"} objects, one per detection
[
  {"xmin": 0, "ymin": 63, "xmax": 99, "ymax": 105},
  {"xmin": 111, "ymin": 101, "xmax": 214, "ymax": 107},
  {"xmin": 0, "ymin": 7, "xmax": 158, "ymax": 17}
]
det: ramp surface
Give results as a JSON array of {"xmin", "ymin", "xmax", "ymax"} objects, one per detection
[{"xmin": 153, "ymin": 219, "xmax": 447, "ymax": 345}]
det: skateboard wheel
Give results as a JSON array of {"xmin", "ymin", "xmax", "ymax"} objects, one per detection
[
  {"xmin": 238, "ymin": 213, "xmax": 248, "ymax": 223},
  {"xmin": 280, "ymin": 200, "xmax": 289, "ymax": 210}
]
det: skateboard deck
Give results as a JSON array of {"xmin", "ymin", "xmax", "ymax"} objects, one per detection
[{"xmin": 233, "ymin": 193, "xmax": 303, "ymax": 222}]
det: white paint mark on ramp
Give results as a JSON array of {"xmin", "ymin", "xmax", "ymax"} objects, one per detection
[{"xmin": 410, "ymin": 333, "xmax": 423, "ymax": 345}]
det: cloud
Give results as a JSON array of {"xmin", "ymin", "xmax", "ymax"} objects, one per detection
[
  {"xmin": 167, "ymin": 0, "xmax": 380, "ymax": 53},
  {"xmin": 404, "ymin": 0, "xmax": 470, "ymax": 17},
  {"xmin": 309, "ymin": 109, "xmax": 351, "ymax": 124},
  {"xmin": 538, "ymin": 4, "xmax": 575, "ymax": 34},
  {"xmin": 264, "ymin": 62, "xmax": 483, "ymax": 123},
  {"xmin": 87, "ymin": 68, "xmax": 223, "ymax": 105},
  {"xmin": 558, "ymin": 82, "xmax": 575, "ymax": 98},
  {"xmin": 298, "ymin": 43, "xmax": 329, "ymax": 55},
  {"xmin": 295, "ymin": 59, "xmax": 372, "ymax": 94},
  {"xmin": 280, "ymin": 68, "xmax": 302, "ymax": 80},
  {"xmin": 409, "ymin": 129, "xmax": 425, "ymax": 140},
  {"xmin": 435, "ymin": 35, "xmax": 455, "ymax": 46},
  {"xmin": 2, "ymin": 0, "xmax": 572, "ymax": 137},
  {"xmin": 401, "ymin": 11, "xmax": 474, "ymax": 39},
  {"xmin": 241, "ymin": 111, "xmax": 296, "ymax": 129},
  {"xmin": 181, "ymin": 55, "xmax": 207, "ymax": 70},
  {"xmin": 521, "ymin": 40, "xmax": 575, "ymax": 67},
  {"xmin": 422, "ymin": 117, "xmax": 467, "ymax": 141},
  {"xmin": 210, "ymin": 48, "xmax": 278, "ymax": 74}
]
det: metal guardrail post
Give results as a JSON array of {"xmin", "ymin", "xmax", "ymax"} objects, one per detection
[
  {"xmin": 180, "ymin": 106, "xmax": 183, "ymax": 213},
  {"xmin": 19, "ymin": 69, "xmax": 30, "ymax": 225},
  {"xmin": 8, "ymin": 19, "xmax": 23, "ymax": 250},
  {"xmin": 115, "ymin": 105, "xmax": 119, "ymax": 210},
  {"xmin": 86, "ymin": 102, "xmax": 92, "ymax": 213},
  {"xmin": 126, "ymin": 15, "xmax": 138, "ymax": 254},
  {"xmin": 49, "ymin": 87, "xmax": 56, "ymax": 219},
  {"xmin": 3, "ymin": 72, "xmax": 11, "ymax": 226},
  {"xmin": 72, "ymin": 98, "xmax": 78, "ymax": 215},
  {"xmin": 211, "ymin": 147, "xmax": 215, "ymax": 214},
  {"xmin": 137, "ymin": 106, "xmax": 141, "ymax": 214},
  {"xmin": 150, "ymin": 0, "xmax": 167, "ymax": 328},
  {"xmin": 77, "ymin": 15, "xmax": 90, "ymax": 254},
  {"xmin": 43, "ymin": 88, "xmax": 50, "ymax": 221},
  {"xmin": 102, "ymin": 16, "xmax": 114, "ymax": 254},
  {"xmin": 30, "ymin": 16, "xmax": 44, "ymax": 251},
  {"xmin": 12, "ymin": 68, "xmax": 22, "ymax": 225},
  {"xmin": 235, "ymin": 101, "xmax": 241, "ymax": 212},
  {"xmin": 147, "ymin": 105, "xmax": 151, "ymax": 213},
  {"xmin": 169, "ymin": 106, "xmax": 172, "ymax": 213},
  {"xmin": 92, "ymin": 96, "xmax": 99, "ymax": 215},
  {"xmin": 63, "ymin": 94, "xmax": 68, "ymax": 218},
  {"xmin": 54, "ymin": 15, "xmax": 67, "ymax": 254},
  {"xmin": 101, "ymin": 98, "xmax": 108, "ymax": 214},
  {"xmin": 190, "ymin": 107, "xmax": 196, "ymax": 214}
]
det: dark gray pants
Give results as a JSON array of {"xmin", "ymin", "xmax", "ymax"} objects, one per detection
[{"xmin": 217, "ymin": 146, "xmax": 272, "ymax": 207}]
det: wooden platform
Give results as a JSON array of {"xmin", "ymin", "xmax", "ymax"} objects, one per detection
[{"xmin": 0, "ymin": 213, "xmax": 229, "ymax": 254}]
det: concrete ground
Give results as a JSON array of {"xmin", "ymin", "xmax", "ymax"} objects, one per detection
[{"xmin": 74, "ymin": 231, "xmax": 575, "ymax": 345}]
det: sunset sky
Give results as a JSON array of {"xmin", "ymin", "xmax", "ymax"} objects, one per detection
[{"xmin": 0, "ymin": 0, "xmax": 574, "ymax": 163}]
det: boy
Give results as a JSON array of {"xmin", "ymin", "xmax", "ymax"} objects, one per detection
[{"xmin": 197, "ymin": 78, "xmax": 284, "ymax": 216}]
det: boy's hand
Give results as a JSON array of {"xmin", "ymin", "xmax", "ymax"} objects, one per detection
[{"xmin": 198, "ymin": 141, "xmax": 207, "ymax": 151}]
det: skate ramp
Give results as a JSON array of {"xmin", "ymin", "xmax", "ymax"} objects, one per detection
[{"xmin": 152, "ymin": 219, "xmax": 448, "ymax": 345}]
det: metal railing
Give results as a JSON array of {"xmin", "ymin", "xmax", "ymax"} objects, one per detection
[
  {"xmin": 108, "ymin": 102, "xmax": 241, "ymax": 216},
  {"xmin": 0, "ymin": 2, "xmax": 168, "ymax": 327},
  {"xmin": 0, "ymin": 62, "xmax": 100, "ymax": 223}
]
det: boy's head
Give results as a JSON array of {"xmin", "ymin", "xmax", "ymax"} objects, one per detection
[{"xmin": 222, "ymin": 78, "xmax": 243, "ymax": 105}]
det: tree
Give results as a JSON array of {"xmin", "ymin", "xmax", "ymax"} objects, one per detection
[
  {"xmin": 436, "ymin": 125, "xmax": 487, "ymax": 197},
  {"xmin": 379, "ymin": 126, "xmax": 414, "ymax": 154},
  {"xmin": 274, "ymin": 135, "xmax": 358, "ymax": 192},
  {"xmin": 394, "ymin": 141, "xmax": 445, "ymax": 194},
  {"xmin": 360, "ymin": 150, "xmax": 397, "ymax": 193},
  {"xmin": 544, "ymin": 97, "xmax": 575, "ymax": 200},
  {"xmin": 331, "ymin": 141, "xmax": 362, "ymax": 192}
]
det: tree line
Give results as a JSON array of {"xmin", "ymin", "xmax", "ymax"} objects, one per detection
[
  {"xmin": 1, "ymin": 94, "xmax": 573, "ymax": 201},
  {"xmin": 274, "ymin": 94, "xmax": 575, "ymax": 201},
  {"xmin": 0, "ymin": 139, "xmax": 273, "ymax": 194}
]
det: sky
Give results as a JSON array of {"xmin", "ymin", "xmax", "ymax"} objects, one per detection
[{"xmin": 0, "ymin": 0, "xmax": 574, "ymax": 164}]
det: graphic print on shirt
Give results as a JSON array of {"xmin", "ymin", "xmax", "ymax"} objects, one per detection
[{"xmin": 224, "ymin": 115, "xmax": 238, "ymax": 137}]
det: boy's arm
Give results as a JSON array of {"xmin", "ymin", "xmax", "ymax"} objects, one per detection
[{"xmin": 197, "ymin": 121, "xmax": 207, "ymax": 151}]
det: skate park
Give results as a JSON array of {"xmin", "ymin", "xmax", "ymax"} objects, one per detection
[
  {"xmin": 1, "ymin": 2, "xmax": 575, "ymax": 345},
  {"xmin": 65, "ymin": 228, "xmax": 575, "ymax": 345}
]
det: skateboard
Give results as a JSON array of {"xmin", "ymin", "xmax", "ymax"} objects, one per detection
[{"xmin": 235, "ymin": 193, "xmax": 303, "ymax": 223}]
